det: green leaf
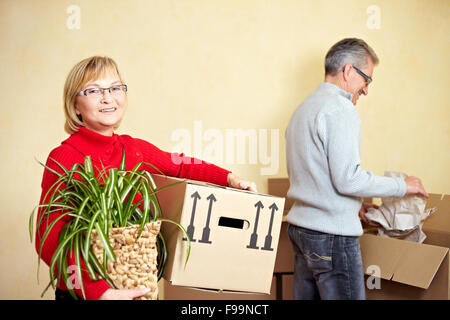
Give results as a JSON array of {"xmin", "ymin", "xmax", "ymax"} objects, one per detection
[
  {"xmin": 94, "ymin": 222, "xmax": 115, "ymax": 262},
  {"xmin": 83, "ymin": 210, "xmax": 101, "ymax": 264},
  {"xmin": 158, "ymin": 218, "xmax": 191, "ymax": 268},
  {"xmin": 119, "ymin": 147, "xmax": 126, "ymax": 171},
  {"xmin": 73, "ymin": 233, "xmax": 86, "ymax": 299},
  {"xmin": 36, "ymin": 212, "xmax": 72, "ymax": 278}
]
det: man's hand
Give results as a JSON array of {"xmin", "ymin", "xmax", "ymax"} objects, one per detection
[
  {"xmin": 227, "ymin": 173, "xmax": 258, "ymax": 192},
  {"xmin": 404, "ymin": 176, "xmax": 429, "ymax": 198},
  {"xmin": 359, "ymin": 203, "xmax": 380, "ymax": 227},
  {"xmin": 99, "ymin": 288, "xmax": 150, "ymax": 300}
]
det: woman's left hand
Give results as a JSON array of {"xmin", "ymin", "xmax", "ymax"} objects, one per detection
[{"xmin": 227, "ymin": 173, "xmax": 258, "ymax": 192}]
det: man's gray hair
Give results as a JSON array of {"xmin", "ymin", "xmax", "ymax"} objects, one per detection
[{"xmin": 325, "ymin": 38, "xmax": 379, "ymax": 76}]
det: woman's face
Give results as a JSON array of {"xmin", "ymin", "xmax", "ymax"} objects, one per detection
[{"xmin": 75, "ymin": 72, "xmax": 127, "ymax": 136}]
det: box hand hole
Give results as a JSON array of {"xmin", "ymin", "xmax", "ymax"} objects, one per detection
[{"xmin": 218, "ymin": 217, "xmax": 250, "ymax": 230}]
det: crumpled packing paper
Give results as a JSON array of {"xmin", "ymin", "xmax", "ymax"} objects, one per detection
[{"xmin": 365, "ymin": 171, "xmax": 436, "ymax": 243}]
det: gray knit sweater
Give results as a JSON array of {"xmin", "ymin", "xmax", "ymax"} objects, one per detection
[{"xmin": 285, "ymin": 82, "xmax": 407, "ymax": 236}]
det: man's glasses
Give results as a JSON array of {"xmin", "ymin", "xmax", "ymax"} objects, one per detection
[
  {"xmin": 352, "ymin": 65, "xmax": 372, "ymax": 85},
  {"xmin": 77, "ymin": 84, "xmax": 128, "ymax": 98}
]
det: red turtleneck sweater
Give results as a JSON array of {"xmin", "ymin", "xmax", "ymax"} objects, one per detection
[{"xmin": 36, "ymin": 127, "xmax": 230, "ymax": 300}]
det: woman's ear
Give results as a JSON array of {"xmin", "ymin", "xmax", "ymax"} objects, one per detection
[{"xmin": 75, "ymin": 105, "xmax": 82, "ymax": 121}]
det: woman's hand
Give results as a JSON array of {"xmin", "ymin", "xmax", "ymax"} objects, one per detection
[
  {"xmin": 227, "ymin": 173, "xmax": 258, "ymax": 192},
  {"xmin": 99, "ymin": 288, "xmax": 150, "ymax": 300}
]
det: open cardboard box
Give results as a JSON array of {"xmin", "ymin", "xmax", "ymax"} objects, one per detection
[
  {"xmin": 152, "ymin": 174, "xmax": 285, "ymax": 295},
  {"xmin": 361, "ymin": 193, "xmax": 450, "ymax": 300},
  {"xmin": 267, "ymin": 178, "xmax": 450, "ymax": 300}
]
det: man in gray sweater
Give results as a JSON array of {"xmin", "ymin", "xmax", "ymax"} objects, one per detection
[{"xmin": 285, "ymin": 38, "xmax": 428, "ymax": 300}]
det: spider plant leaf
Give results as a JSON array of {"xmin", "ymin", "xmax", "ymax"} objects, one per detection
[
  {"xmin": 142, "ymin": 161, "xmax": 165, "ymax": 176},
  {"xmin": 95, "ymin": 160, "xmax": 109, "ymax": 185},
  {"xmin": 36, "ymin": 212, "xmax": 72, "ymax": 278},
  {"xmin": 72, "ymin": 196, "xmax": 90, "ymax": 230},
  {"xmin": 158, "ymin": 218, "xmax": 191, "ymax": 268},
  {"xmin": 105, "ymin": 168, "xmax": 117, "ymax": 211},
  {"xmin": 35, "ymin": 157, "xmax": 64, "ymax": 179},
  {"xmin": 82, "ymin": 244, "xmax": 98, "ymax": 282},
  {"xmin": 119, "ymin": 147, "xmax": 126, "ymax": 171},
  {"xmin": 100, "ymin": 193, "xmax": 107, "ymax": 218},
  {"xmin": 73, "ymin": 170, "xmax": 100, "ymax": 199},
  {"xmin": 88, "ymin": 248, "xmax": 116, "ymax": 289},
  {"xmin": 84, "ymin": 155, "xmax": 95, "ymax": 179},
  {"xmin": 138, "ymin": 182, "xmax": 150, "ymax": 236},
  {"xmin": 122, "ymin": 178, "xmax": 142, "ymax": 223},
  {"xmin": 61, "ymin": 248, "xmax": 80, "ymax": 300},
  {"xmin": 113, "ymin": 187, "xmax": 123, "ymax": 227},
  {"xmin": 94, "ymin": 222, "xmax": 115, "ymax": 262},
  {"xmin": 48, "ymin": 222, "xmax": 70, "ymax": 288},
  {"xmin": 48, "ymin": 157, "xmax": 70, "ymax": 176},
  {"xmin": 67, "ymin": 162, "xmax": 82, "ymax": 184},
  {"xmin": 49, "ymin": 226, "xmax": 87, "ymax": 284},
  {"xmin": 73, "ymin": 233, "xmax": 86, "ymax": 299},
  {"xmin": 106, "ymin": 168, "xmax": 117, "ymax": 197},
  {"xmin": 83, "ymin": 209, "xmax": 101, "ymax": 263},
  {"xmin": 29, "ymin": 206, "xmax": 37, "ymax": 242},
  {"xmin": 156, "ymin": 233, "xmax": 167, "ymax": 280},
  {"xmin": 119, "ymin": 173, "xmax": 141, "ymax": 204},
  {"xmin": 40, "ymin": 279, "xmax": 55, "ymax": 298}
]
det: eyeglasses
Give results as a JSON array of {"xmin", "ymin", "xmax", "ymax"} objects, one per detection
[
  {"xmin": 76, "ymin": 84, "xmax": 128, "ymax": 97},
  {"xmin": 352, "ymin": 65, "xmax": 372, "ymax": 85}
]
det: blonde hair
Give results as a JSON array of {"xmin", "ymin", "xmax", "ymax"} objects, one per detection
[{"xmin": 63, "ymin": 56, "xmax": 124, "ymax": 134}]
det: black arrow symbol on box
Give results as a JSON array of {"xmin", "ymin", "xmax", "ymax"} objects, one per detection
[
  {"xmin": 246, "ymin": 201, "xmax": 264, "ymax": 249},
  {"xmin": 262, "ymin": 203, "xmax": 278, "ymax": 251},
  {"xmin": 183, "ymin": 191, "xmax": 200, "ymax": 242},
  {"xmin": 199, "ymin": 193, "xmax": 216, "ymax": 244}
]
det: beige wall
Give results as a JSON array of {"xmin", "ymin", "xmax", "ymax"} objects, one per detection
[{"xmin": 0, "ymin": 0, "xmax": 448, "ymax": 299}]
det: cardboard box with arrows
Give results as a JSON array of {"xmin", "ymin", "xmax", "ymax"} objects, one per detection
[{"xmin": 151, "ymin": 174, "xmax": 285, "ymax": 294}]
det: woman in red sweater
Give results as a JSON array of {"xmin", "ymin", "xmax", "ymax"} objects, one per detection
[{"xmin": 37, "ymin": 56, "xmax": 257, "ymax": 300}]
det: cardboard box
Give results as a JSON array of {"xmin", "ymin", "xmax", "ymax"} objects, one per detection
[
  {"xmin": 423, "ymin": 194, "xmax": 450, "ymax": 248},
  {"xmin": 360, "ymin": 234, "xmax": 449, "ymax": 299},
  {"xmin": 152, "ymin": 174, "xmax": 285, "ymax": 294},
  {"xmin": 267, "ymin": 178, "xmax": 293, "ymax": 215},
  {"xmin": 361, "ymin": 193, "xmax": 450, "ymax": 300},
  {"xmin": 281, "ymin": 274, "xmax": 294, "ymax": 300},
  {"xmin": 162, "ymin": 277, "xmax": 277, "ymax": 300},
  {"xmin": 273, "ymin": 221, "xmax": 295, "ymax": 273},
  {"xmin": 267, "ymin": 179, "xmax": 294, "ymax": 274}
]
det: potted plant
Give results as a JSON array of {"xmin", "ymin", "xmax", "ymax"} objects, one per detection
[{"xmin": 29, "ymin": 151, "xmax": 190, "ymax": 300}]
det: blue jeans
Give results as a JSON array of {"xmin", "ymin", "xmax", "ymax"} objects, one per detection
[{"xmin": 287, "ymin": 224, "xmax": 366, "ymax": 300}]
